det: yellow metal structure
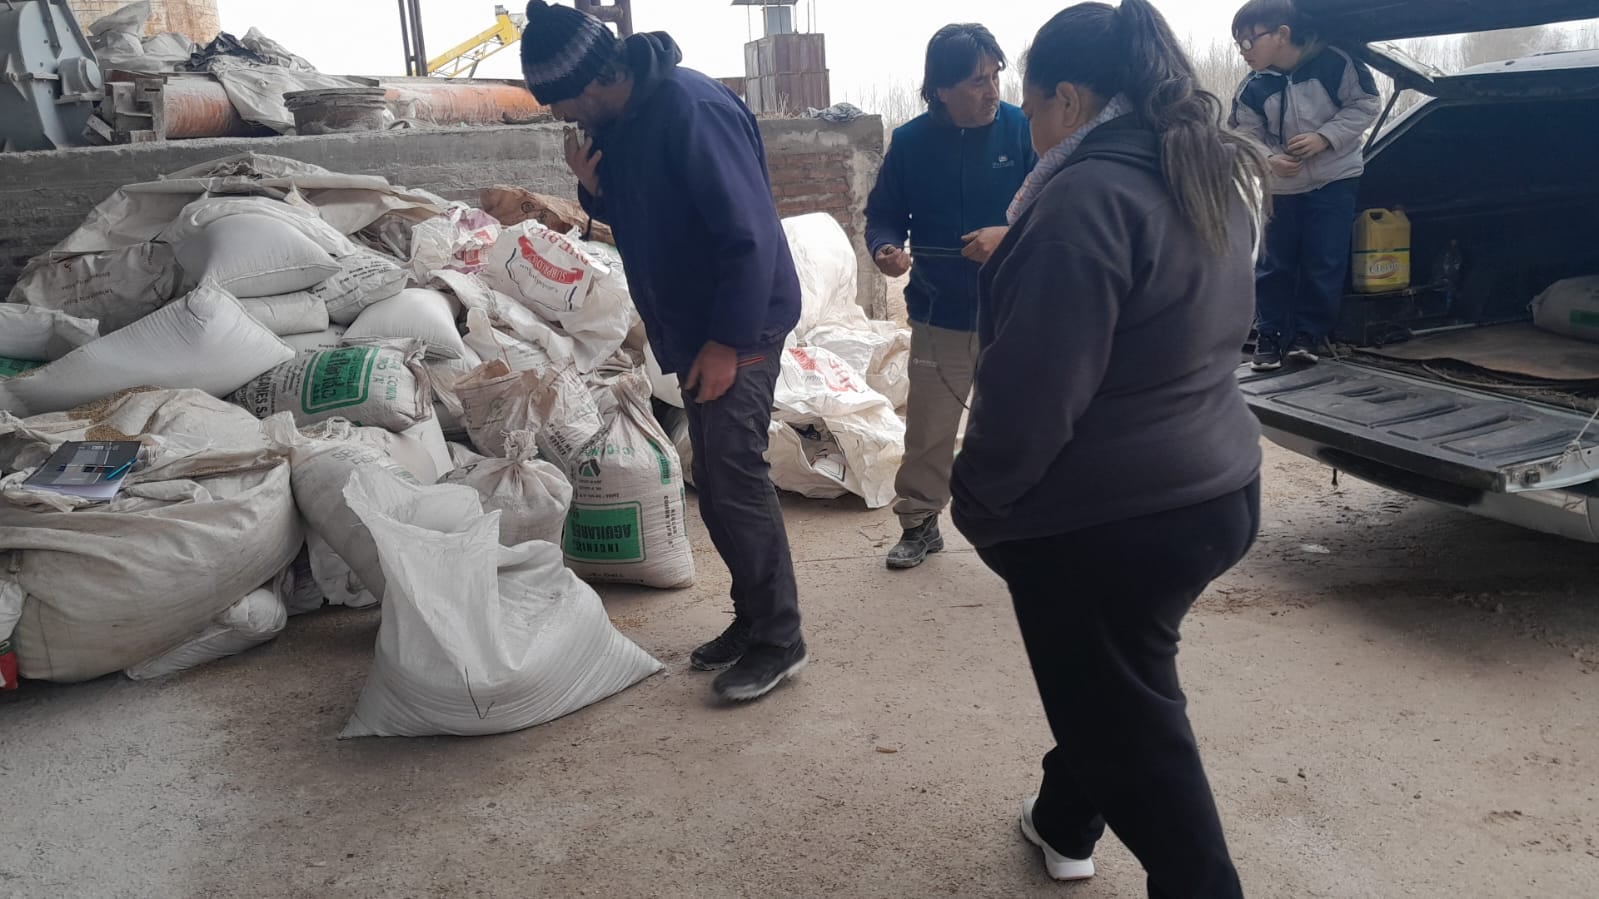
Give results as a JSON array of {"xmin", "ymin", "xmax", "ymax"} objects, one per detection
[{"xmin": 428, "ymin": 5, "xmax": 526, "ymax": 78}]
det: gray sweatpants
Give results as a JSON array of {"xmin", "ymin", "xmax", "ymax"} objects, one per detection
[
  {"xmin": 893, "ymin": 321, "xmax": 979, "ymax": 530},
  {"xmin": 684, "ymin": 345, "xmax": 803, "ymax": 647}
]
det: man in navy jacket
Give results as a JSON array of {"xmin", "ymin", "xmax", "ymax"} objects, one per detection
[
  {"xmin": 865, "ymin": 24, "xmax": 1036, "ymax": 570},
  {"xmin": 521, "ymin": 0, "xmax": 805, "ymax": 702}
]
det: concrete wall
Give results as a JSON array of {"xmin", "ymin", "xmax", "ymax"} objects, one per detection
[{"xmin": 0, "ymin": 115, "xmax": 887, "ymax": 316}]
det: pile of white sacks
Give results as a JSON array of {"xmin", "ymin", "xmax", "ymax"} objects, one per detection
[{"xmin": 0, "ymin": 153, "xmax": 909, "ymax": 736}]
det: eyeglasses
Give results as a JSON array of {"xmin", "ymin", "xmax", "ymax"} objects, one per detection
[{"xmin": 1236, "ymin": 29, "xmax": 1278, "ymax": 52}]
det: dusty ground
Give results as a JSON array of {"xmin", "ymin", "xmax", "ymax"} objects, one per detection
[{"xmin": 4, "ymin": 441, "xmax": 1599, "ymax": 899}]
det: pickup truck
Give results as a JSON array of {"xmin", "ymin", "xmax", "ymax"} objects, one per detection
[{"xmin": 1240, "ymin": 0, "xmax": 1599, "ymax": 540}]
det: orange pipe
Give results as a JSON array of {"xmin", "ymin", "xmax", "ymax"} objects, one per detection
[
  {"xmin": 161, "ymin": 78, "xmax": 258, "ymax": 139},
  {"xmin": 384, "ymin": 81, "xmax": 546, "ymax": 126},
  {"xmin": 152, "ymin": 78, "xmax": 546, "ymax": 139}
]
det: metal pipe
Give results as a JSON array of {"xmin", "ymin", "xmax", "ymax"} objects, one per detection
[
  {"xmin": 397, "ymin": 0, "xmax": 415, "ymax": 76},
  {"xmin": 409, "ymin": 0, "xmax": 428, "ymax": 76}
]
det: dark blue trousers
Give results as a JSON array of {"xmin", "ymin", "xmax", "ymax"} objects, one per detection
[
  {"xmin": 1255, "ymin": 178, "xmax": 1360, "ymax": 352},
  {"xmin": 683, "ymin": 345, "xmax": 803, "ymax": 647}
]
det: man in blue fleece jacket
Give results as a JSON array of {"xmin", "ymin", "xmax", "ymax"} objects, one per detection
[
  {"xmin": 865, "ymin": 24, "xmax": 1036, "ymax": 570},
  {"xmin": 520, "ymin": 0, "xmax": 805, "ymax": 703}
]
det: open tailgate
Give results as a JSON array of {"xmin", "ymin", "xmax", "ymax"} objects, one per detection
[
  {"xmin": 1299, "ymin": 0, "xmax": 1599, "ymax": 43},
  {"xmin": 1240, "ymin": 361, "xmax": 1599, "ymax": 493}
]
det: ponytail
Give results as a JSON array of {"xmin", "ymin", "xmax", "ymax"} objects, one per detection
[{"xmin": 1025, "ymin": 0, "xmax": 1270, "ymax": 253}]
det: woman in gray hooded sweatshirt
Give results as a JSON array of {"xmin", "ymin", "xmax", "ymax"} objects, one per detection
[{"xmin": 951, "ymin": 1, "xmax": 1269, "ymax": 895}]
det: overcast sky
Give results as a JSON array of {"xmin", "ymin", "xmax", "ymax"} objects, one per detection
[{"xmin": 215, "ymin": 0, "xmax": 1249, "ymax": 90}]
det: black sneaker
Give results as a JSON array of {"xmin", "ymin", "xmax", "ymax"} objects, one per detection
[
  {"xmin": 1250, "ymin": 344, "xmax": 1283, "ymax": 372},
  {"xmin": 690, "ymin": 618, "xmax": 753, "ymax": 672},
  {"xmin": 887, "ymin": 519, "xmax": 945, "ymax": 570},
  {"xmin": 713, "ymin": 639, "xmax": 808, "ymax": 702}
]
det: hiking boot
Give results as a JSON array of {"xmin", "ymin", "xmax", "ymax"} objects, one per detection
[
  {"xmin": 690, "ymin": 618, "xmax": 753, "ymax": 672},
  {"xmin": 1020, "ymin": 796, "xmax": 1096, "ymax": 882},
  {"xmin": 887, "ymin": 519, "xmax": 945, "ymax": 570},
  {"xmin": 713, "ymin": 639, "xmax": 808, "ymax": 702}
]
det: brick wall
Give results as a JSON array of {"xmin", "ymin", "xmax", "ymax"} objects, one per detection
[{"xmin": 758, "ymin": 115, "xmax": 887, "ymax": 318}]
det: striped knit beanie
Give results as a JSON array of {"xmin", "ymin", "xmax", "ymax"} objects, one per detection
[{"xmin": 520, "ymin": 1, "xmax": 622, "ymax": 104}]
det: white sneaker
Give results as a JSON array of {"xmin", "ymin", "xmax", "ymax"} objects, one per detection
[{"xmin": 1020, "ymin": 796, "xmax": 1096, "ymax": 882}]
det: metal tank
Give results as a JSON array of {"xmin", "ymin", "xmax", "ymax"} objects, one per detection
[{"xmin": 67, "ymin": 0, "xmax": 220, "ymax": 43}]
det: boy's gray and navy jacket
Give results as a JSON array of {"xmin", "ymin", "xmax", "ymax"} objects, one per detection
[{"xmin": 1229, "ymin": 43, "xmax": 1382, "ymax": 195}]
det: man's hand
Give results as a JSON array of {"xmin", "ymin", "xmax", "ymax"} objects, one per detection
[
  {"xmin": 1286, "ymin": 132, "xmax": 1332, "ymax": 159},
  {"xmin": 961, "ymin": 227, "xmax": 1008, "ymax": 264},
  {"xmin": 682, "ymin": 341, "xmax": 740, "ymax": 404},
  {"xmin": 564, "ymin": 126, "xmax": 603, "ymax": 196},
  {"xmin": 874, "ymin": 245, "xmax": 912, "ymax": 277},
  {"xmin": 1268, "ymin": 154, "xmax": 1305, "ymax": 179}
]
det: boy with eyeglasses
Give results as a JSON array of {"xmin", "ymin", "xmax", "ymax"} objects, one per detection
[{"xmin": 1229, "ymin": 0, "xmax": 1381, "ymax": 371}]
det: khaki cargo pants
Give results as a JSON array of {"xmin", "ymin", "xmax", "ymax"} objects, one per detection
[{"xmin": 893, "ymin": 321, "xmax": 979, "ymax": 531}]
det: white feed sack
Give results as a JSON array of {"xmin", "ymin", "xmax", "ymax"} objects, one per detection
[
  {"xmin": 1532, "ymin": 276, "xmax": 1599, "ymax": 342},
  {"xmin": 161, "ymin": 194, "xmax": 360, "ymax": 262},
  {"xmin": 124, "ymin": 586, "xmax": 289, "ymax": 681},
  {"xmin": 773, "ymin": 346, "xmax": 906, "ymax": 510},
  {"xmin": 456, "ymin": 359, "xmax": 603, "ymax": 469},
  {"xmin": 272, "ymin": 418, "xmax": 425, "ymax": 609},
  {"xmin": 0, "ymin": 283, "xmax": 295, "ymax": 417},
  {"xmin": 441, "ymin": 431, "xmax": 573, "ymax": 547},
  {"xmin": 342, "ymin": 288, "xmax": 467, "ymax": 360},
  {"xmin": 9, "ymin": 243, "xmax": 184, "ymax": 334},
  {"xmin": 783, "ymin": 213, "xmax": 913, "ymax": 409},
  {"xmin": 436, "ymin": 271, "xmax": 579, "ymax": 366},
  {"xmin": 565, "ymin": 374, "xmax": 695, "ymax": 590},
  {"xmin": 239, "ymin": 292, "xmax": 332, "ymax": 337},
  {"xmin": 785, "ymin": 212, "xmax": 862, "ymax": 339},
  {"xmin": 281, "ymin": 548, "xmax": 329, "ymax": 617},
  {"xmin": 319, "ymin": 250, "xmax": 411, "ymax": 325},
  {"xmin": 478, "ymin": 222, "xmax": 632, "ymax": 374},
  {"xmin": 767, "ymin": 420, "xmax": 854, "ymax": 501},
  {"xmin": 354, "ymin": 416, "xmax": 452, "ymax": 484},
  {"xmin": 281, "ymin": 325, "xmax": 346, "ymax": 354},
  {"xmin": 645, "ymin": 343, "xmax": 684, "ymax": 408},
  {"xmin": 462, "ymin": 307, "xmax": 572, "ymax": 374},
  {"xmin": 407, "ymin": 205, "xmax": 501, "ymax": 282},
  {"xmin": 339, "ymin": 469, "xmax": 663, "ymax": 739},
  {"xmin": 308, "ymin": 532, "xmax": 376, "ymax": 610},
  {"xmin": 0, "ymin": 390, "xmax": 301, "ymax": 683},
  {"xmin": 172, "ymin": 213, "xmax": 342, "ymax": 298},
  {"xmin": 0, "ymin": 304, "xmax": 100, "ymax": 363},
  {"xmin": 230, "ymin": 343, "xmax": 433, "ymax": 431}
]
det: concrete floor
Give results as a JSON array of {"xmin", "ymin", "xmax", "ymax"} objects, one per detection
[{"xmin": 4, "ymin": 442, "xmax": 1599, "ymax": 898}]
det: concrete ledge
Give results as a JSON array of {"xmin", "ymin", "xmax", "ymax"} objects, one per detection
[{"xmin": 1, "ymin": 117, "xmax": 887, "ymax": 316}]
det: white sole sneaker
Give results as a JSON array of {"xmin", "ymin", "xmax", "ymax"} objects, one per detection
[{"xmin": 1020, "ymin": 796, "xmax": 1096, "ymax": 882}]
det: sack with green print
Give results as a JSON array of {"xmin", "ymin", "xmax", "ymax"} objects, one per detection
[
  {"xmin": 229, "ymin": 341, "xmax": 433, "ymax": 432},
  {"xmin": 564, "ymin": 373, "xmax": 695, "ymax": 589},
  {"xmin": 0, "ymin": 358, "xmax": 45, "ymax": 380}
]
